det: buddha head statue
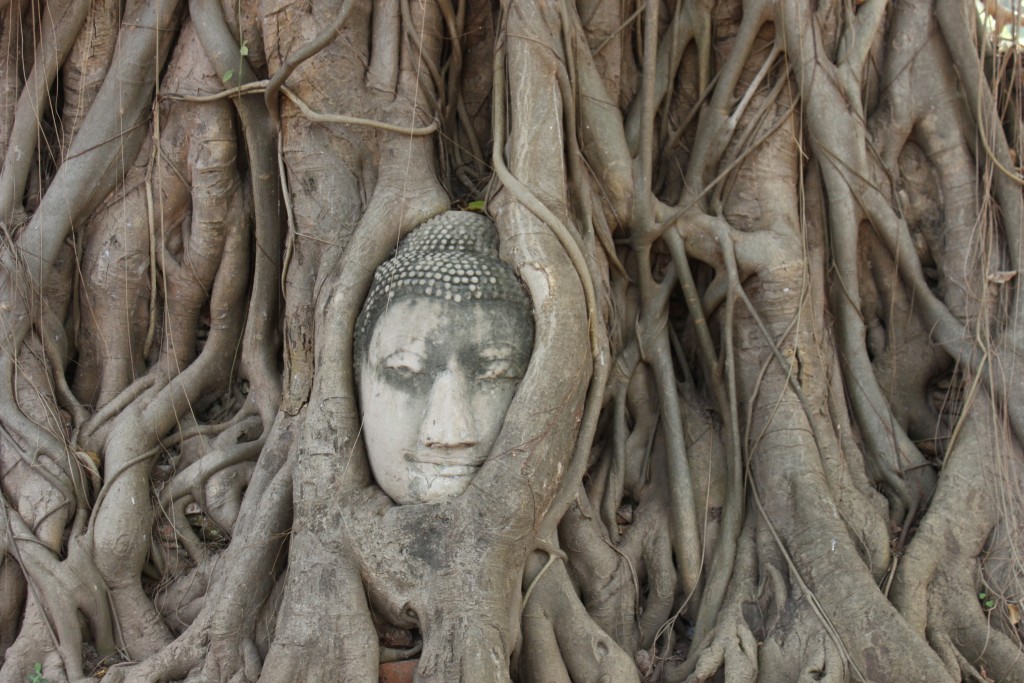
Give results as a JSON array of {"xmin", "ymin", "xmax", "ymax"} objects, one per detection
[{"xmin": 355, "ymin": 211, "xmax": 534, "ymax": 505}]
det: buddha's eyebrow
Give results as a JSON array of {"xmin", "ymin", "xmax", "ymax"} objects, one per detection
[{"xmin": 376, "ymin": 335, "xmax": 427, "ymax": 358}]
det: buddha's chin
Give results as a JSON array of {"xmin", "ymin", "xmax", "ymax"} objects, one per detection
[{"xmin": 389, "ymin": 466, "xmax": 478, "ymax": 505}]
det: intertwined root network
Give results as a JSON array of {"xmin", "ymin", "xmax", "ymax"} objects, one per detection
[{"xmin": 1, "ymin": 1, "xmax": 1023, "ymax": 682}]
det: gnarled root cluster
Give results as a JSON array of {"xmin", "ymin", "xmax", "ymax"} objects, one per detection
[{"xmin": 2, "ymin": 0, "xmax": 1024, "ymax": 682}]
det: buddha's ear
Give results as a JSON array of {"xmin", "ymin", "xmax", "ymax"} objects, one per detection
[{"xmin": 352, "ymin": 339, "xmax": 364, "ymax": 372}]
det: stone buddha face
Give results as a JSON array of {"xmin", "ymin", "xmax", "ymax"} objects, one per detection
[
  {"xmin": 359, "ymin": 297, "xmax": 532, "ymax": 504},
  {"xmin": 355, "ymin": 213, "xmax": 533, "ymax": 505}
]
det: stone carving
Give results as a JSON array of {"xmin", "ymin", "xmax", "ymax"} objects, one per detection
[{"xmin": 355, "ymin": 211, "xmax": 534, "ymax": 504}]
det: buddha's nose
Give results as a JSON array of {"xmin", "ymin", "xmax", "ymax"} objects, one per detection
[{"xmin": 420, "ymin": 368, "xmax": 479, "ymax": 449}]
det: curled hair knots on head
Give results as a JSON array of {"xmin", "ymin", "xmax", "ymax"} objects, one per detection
[{"xmin": 355, "ymin": 211, "xmax": 533, "ymax": 357}]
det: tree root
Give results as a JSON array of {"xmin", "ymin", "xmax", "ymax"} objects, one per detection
[
  {"xmin": 3, "ymin": 3, "xmax": 1024, "ymax": 683},
  {"xmin": 521, "ymin": 556, "xmax": 639, "ymax": 683},
  {"xmin": 260, "ymin": 553, "xmax": 376, "ymax": 683},
  {"xmin": 680, "ymin": 601, "xmax": 757, "ymax": 683},
  {"xmin": 0, "ymin": 505, "xmax": 114, "ymax": 683}
]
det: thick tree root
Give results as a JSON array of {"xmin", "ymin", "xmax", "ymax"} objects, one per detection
[
  {"xmin": 3, "ymin": 2, "xmax": 1024, "ymax": 682},
  {"xmin": 521, "ymin": 557, "xmax": 639, "ymax": 683},
  {"xmin": 673, "ymin": 521, "xmax": 759, "ymax": 683}
]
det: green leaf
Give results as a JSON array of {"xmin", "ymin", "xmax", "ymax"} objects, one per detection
[
  {"xmin": 239, "ymin": 42, "xmax": 249, "ymax": 57},
  {"xmin": 27, "ymin": 662, "xmax": 47, "ymax": 683},
  {"xmin": 467, "ymin": 200, "xmax": 485, "ymax": 211},
  {"xmin": 222, "ymin": 69, "xmax": 234, "ymax": 82}
]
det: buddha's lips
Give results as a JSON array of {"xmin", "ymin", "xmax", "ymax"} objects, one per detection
[
  {"xmin": 403, "ymin": 450, "xmax": 485, "ymax": 471},
  {"xmin": 426, "ymin": 464, "xmax": 478, "ymax": 477}
]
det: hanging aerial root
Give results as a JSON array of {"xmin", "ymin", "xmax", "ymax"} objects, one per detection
[
  {"xmin": 664, "ymin": 224, "xmax": 745, "ymax": 647},
  {"xmin": 0, "ymin": 0, "xmax": 91, "ymax": 222},
  {"xmin": 187, "ymin": 0, "xmax": 284, "ymax": 425},
  {"xmin": 631, "ymin": 240, "xmax": 703, "ymax": 603}
]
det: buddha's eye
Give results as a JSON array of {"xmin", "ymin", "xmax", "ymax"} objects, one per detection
[
  {"xmin": 478, "ymin": 358, "xmax": 521, "ymax": 381},
  {"xmin": 383, "ymin": 351, "xmax": 425, "ymax": 376}
]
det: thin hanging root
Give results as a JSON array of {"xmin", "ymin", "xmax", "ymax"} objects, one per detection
[
  {"xmin": 37, "ymin": 308, "xmax": 87, "ymax": 429},
  {"xmin": 935, "ymin": 0, "xmax": 1024, "ymax": 268},
  {"xmin": 0, "ymin": 0, "xmax": 92, "ymax": 220},
  {"xmin": 681, "ymin": 0, "xmax": 774, "ymax": 200},
  {"xmin": 164, "ymin": 82, "xmax": 438, "ymax": 136},
  {"xmin": 278, "ymin": 134, "xmax": 298, "ymax": 295},
  {"xmin": 263, "ymin": 0, "xmax": 357, "ymax": 128},
  {"xmin": 663, "ymin": 224, "xmax": 744, "ymax": 648},
  {"xmin": 633, "ymin": 0, "xmax": 659, "ymax": 235},
  {"xmin": 400, "ymin": 0, "xmax": 445, "ymax": 105},
  {"xmin": 601, "ymin": 389, "xmax": 627, "ymax": 539},
  {"xmin": 435, "ymin": 0, "xmax": 463, "ymax": 126},
  {"xmin": 632, "ymin": 242, "xmax": 703, "ymax": 599},
  {"xmin": 144, "ymin": 127, "xmax": 159, "ymax": 358}
]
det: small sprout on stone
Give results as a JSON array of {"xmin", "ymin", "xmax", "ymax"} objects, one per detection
[
  {"xmin": 223, "ymin": 69, "xmax": 234, "ymax": 83},
  {"xmin": 26, "ymin": 662, "xmax": 48, "ymax": 683},
  {"xmin": 240, "ymin": 41, "xmax": 249, "ymax": 57}
]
